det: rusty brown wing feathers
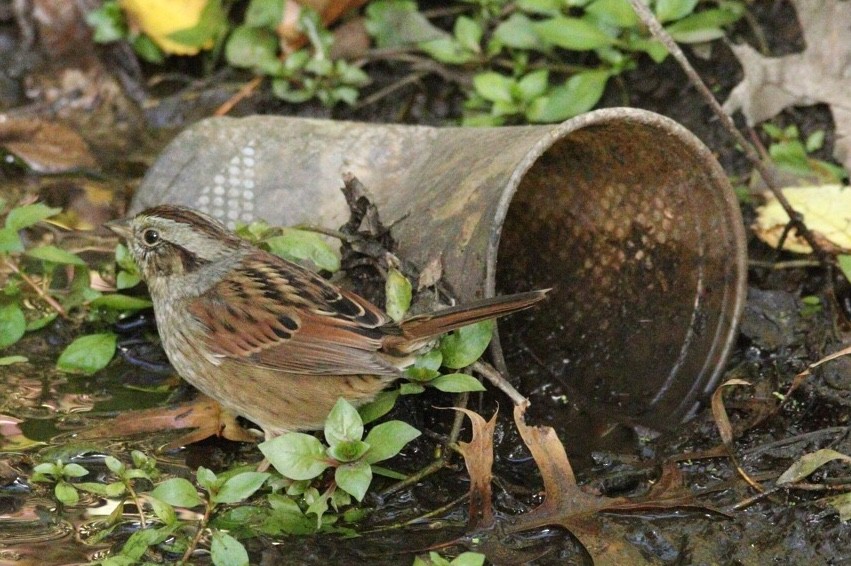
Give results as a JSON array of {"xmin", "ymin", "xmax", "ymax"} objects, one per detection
[
  {"xmin": 186, "ymin": 251, "xmax": 400, "ymax": 376},
  {"xmin": 187, "ymin": 249, "xmax": 549, "ymax": 375}
]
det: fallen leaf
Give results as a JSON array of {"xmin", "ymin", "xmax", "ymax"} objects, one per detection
[
  {"xmin": 120, "ymin": 0, "xmax": 220, "ymax": 55},
  {"xmin": 0, "ymin": 118, "xmax": 97, "ymax": 173},
  {"xmin": 753, "ymin": 185, "xmax": 851, "ymax": 254},
  {"xmin": 777, "ymin": 448, "xmax": 851, "ymax": 485},
  {"xmin": 452, "ymin": 408, "xmax": 496, "ymax": 529},
  {"xmin": 710, "ymin": 378, "xmax": 752, "ymax": 446},
  {"xmin": 722, "ymin": 0, "xmax": 851, "ymax": 173}
]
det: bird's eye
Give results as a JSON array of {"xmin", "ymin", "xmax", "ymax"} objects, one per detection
[{"xmin": 142, "ymin": 229, "xmax": 161, "ymax": 247}]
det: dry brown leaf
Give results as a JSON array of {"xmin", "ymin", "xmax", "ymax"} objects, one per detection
[
  {"xmin": 0, "ymin": 118, "xmax": 97, "ymax": 173},
  {"xmin": 722, "ymin": 0, "xmax": 851, "ymax": 173},
  {"xmin": 453, "ymin": 407, "xmax": 497, "ymax": 529},
  {"xmin": 710, "ymin": 378, "xmax": 752, "ymax": 446}
]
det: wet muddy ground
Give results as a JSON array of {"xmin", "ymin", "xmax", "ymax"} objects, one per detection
[{"xmin": 1, "ymin": 1, "xmax": 850, "ymax": 564}]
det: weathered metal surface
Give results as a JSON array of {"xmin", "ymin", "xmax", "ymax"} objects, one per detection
[{"xmin": 131, "ymin": 108, "xmax": 747, "ymax": 427}]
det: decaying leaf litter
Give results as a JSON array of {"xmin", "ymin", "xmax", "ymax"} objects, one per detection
[{"xmin": 1, "ymin": 0, "xmax": 851, "ymax": 564}]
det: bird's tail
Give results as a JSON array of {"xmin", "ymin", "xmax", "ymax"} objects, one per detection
[{"xmin": 384, "ymin": 289, "xmax": 549, "ymax": 353}]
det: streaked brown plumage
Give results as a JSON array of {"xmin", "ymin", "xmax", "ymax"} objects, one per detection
[{"xmin": 107, "ymin": 205, "xmax": 547, "ymax": 438}]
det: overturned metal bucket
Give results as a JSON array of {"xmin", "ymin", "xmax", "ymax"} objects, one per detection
[{"xmin": 131, "ymin": 108, "xmax": 746, "ymax": 429}]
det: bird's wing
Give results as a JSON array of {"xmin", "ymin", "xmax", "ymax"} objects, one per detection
[{"xmin": 186, "ymin": 251, "xmax": 399, "ymax": 376}]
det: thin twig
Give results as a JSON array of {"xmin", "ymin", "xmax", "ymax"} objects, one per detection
[
  {"xmin": 214, "ymin": 75, "xmax": 263, "ymax": 117},
  {"xmin": 179, "ymin": 499, "xmax": 211, "ymax": 565},
  {"xmin": 355, "ymin": 72, "xmax": 427, "ymax": 110},
  {"xmin": 626, "ymin": 0, "xmax": 829, "ymax": 263},
  {"xmin": 471, "ymin": 360, "xmax": 528, "ymax": 407},
  {"xmin": 3, "ymin": 258, "xmax": 68, "ymax": 318}
]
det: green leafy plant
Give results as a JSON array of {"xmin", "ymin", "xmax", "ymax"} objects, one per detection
[
  {"xmin": 0, "ymin": 201, "xmax": 149, "ymax": 374},
  {"xmin": 226, "ymin": 1, "xmax": 369, "ymax": 106},
  {"xmin": 260, "ymin": 398, "xmax": 421, "ymax": 513},
  {"xmin": 413, "ymin": 551, "xmax": 486, "ymax": 566},
  {"xmin": 31, "ymin": 459, "xmax": 91, "ymax": 506},
  {"xmin": 366, "ymin": 0, "xmax": 745, "ymax": 125},
  {"xmin": 762, "ymin": 123, "xmax": 848, "ymax": 183}
]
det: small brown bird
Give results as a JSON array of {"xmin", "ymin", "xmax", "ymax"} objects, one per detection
[{"xmin": 107, "ymin": 205, "xmax": 546, "ymax": 439}]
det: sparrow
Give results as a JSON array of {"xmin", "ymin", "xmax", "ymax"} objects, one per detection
[{"xmin": 106, "ymin": 205, "xmax": 547, "ymax": 439}]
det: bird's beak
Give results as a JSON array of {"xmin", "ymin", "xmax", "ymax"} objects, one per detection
[{"xmin": 105, "ymin": 218, "xmax": 133, "ymax": 240}]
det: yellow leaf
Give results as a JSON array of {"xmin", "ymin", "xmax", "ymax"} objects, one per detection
[
  {"xmin": 120, "ymin": 0, "xmax": 214, "ymax": 55},
  {"xmin": 753, "ymin": 185, "xmax": 851, "ymax": 254}
]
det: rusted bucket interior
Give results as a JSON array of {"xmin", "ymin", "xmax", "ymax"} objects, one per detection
[{"xmin": 493, "ymin": 119, "xmax": 745, "ymax": 429}]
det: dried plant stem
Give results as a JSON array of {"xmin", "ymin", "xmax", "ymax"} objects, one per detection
[
  {"xmin": 627, "ymin": 0, "xmax": 828, "ymax": 262},
  {"xmin": 3, "ymin": 258, "xmax": 68, "ymax": 318},
  {"xmin": 471, "ymin": 360, "xmax": 528, "ymax": 407},
  {"xmin": 214, "ymin": 75, "xmax": 263, "ymax": 116}
]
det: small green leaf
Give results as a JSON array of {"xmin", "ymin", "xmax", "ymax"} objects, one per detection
[
  {"xmin": 245, "ymin": 0, "xmax": 284, "ymax": 28},
  {"xmin": 89, "ymin": 294, "xmax": 153, "ymax": 311},
  {"xmin": 116, "ymin": 271, "xmax": 141, "ymax": 290},
  {"xmin": 405, "ymin": 366, "xmax": 440, "ymax": 382},
  {"xmin": 454, "ymin": 16, "xmax": 482, "ymax": 54},
  {"xmin": 516, "ymin": 69, "xmax": 549, "ymax": 103},
  {"xmin": 384, "ymin": 268, "xmax": 412, "ymax": 322},
  {"xmin": 26, "ymin": 312, "xmax": 57, "ymax": 331},
  {"xmin": 400, "ymin": 382, "xmax": 425, "ymax": 395},
  {"xmin": 104, "ymin": 456, "xmax": 124, "ymax": 475},
  {"xmin": 365, "ymin": 0, "xmax": 447, "ymax": 47},
  {"xmin": 85, "ymin": 0, "xmax": 128, "ymax": 43},
  {"xmin": 838, "ymin": 255, "xmax": 851, "ymax": 284},
  {"xmin": 416, "ymin": 350, "xmax": 443, "ymax": 371},
  {"xmin": 364, "ymin": 421, "xmax": 421, "ymax": 464},
  {"xmin": 266, "ymin": 229, "xmax": 340, "ymax": 272},
  {"xmin": 0, "ymin": 227, "xmax": 23, "ymax": 253},
  {"xmin": 358, "ymin": 389, "xmax": 400, "ymax": 424},
  {"xmin": 371, "ymin": 465, "xmax": 407, "ymax": 480},
  {"xmin": 25, "ymin": 245, "xmax": 85, "ymax": 266},
  {"xmin": 197, "ymin": 466, "xmax": 218, "ymax": 491},
  {"xmin": 120, "ymin": 526, "xmax": 175, "ymax": 561},
  {"xmin": 419, "ymin": 37, "xmax": 474, "ymax": 64},
  {"xmin": 327, "ymin": 439, "xmax": 370, "ymax": 463},
  {"xmin": 655, "ymin": 0, "xmax": 699, "ymax": 23},
  {"xmin": 55, "ymin": 481, "xmax": 79, "ymax": 505},
  {"xmin": 439, "ymin": 320, "xmax": 494, "ymax": 369},
  {"xmin": 151, "ymin": 478, "xmax": 203, "ymax": 508},
  {"xmin": 452, "ymin": 552, "xmax": 487, "ymax": 566},
  {"xmin": 0, "ymin": 355, "xmax": 26, "ymax": 365},
  {"xmin": 5, "ymin": 203, "xmax": 61, "ymax": 231},
  {"xmin": 148, "ymin": 495, "xmax": 177, "ymax": 526},
  {"xmin": 225, "ymin": 25, "xmax": 280, "ymax": 70},
  {"xmin": 214, "ymin": 472, "xmax": 270, "ymax": 504},
  {"xmin": 132, "ymin": 34, "xmax": 165, "ymax": 63},
  {"xmin": 211, "ymin": 531, "xmax": 249, "ymax": 566},
  {"xmin": 527, "ymin": 70, "xmax": 609, "ymax": 123},
  {"xmin": 516, "ymin": 0, "xmax": 562, "ymax": 15},
  {"xmin": 0, "ymin": 303, "xmax": 26, "ymax": 349},
  {"xmin": 473, "ymin": 72, "xmax": 515, "ymax": 104},
  {"xmin": 664, "ymin": 8, "xmax": 742, "ymax": 43},
  {"xmin": 56, "ymin": 333, "xmax": 117, "ymax": 375},
  {"xmin": 532, "ymin": 17, "xmax": 615, "ymax": 51},
  {"xmin": 62, "ymin": 463, "xmax": 89, "ymax": 478},
  {"xmin": 431, "ymin": 373, "xmax": 487, "ymax": 393},
  {"xmin": 805, "ymin": 130, "xmax": 825, "ymax": 153},
  {"xmin": 586, "ymin": 0, "xmax": 638, "ymax": 27},
  {"xmin": 492, "ymin": 13, "xmax": 541, "ymax": 50},
  {"xmin": 335, "ymin": 460, "xmax": 372, "ymax": 502},
  {"xmin": 325, "ymin": 398, "xmax": 364, "ymax": 446},
  {"xmin": 260, "ymin": 433, "xmax": 329, "ymax": 480}
]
